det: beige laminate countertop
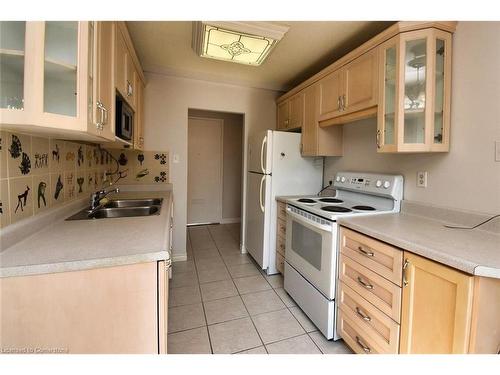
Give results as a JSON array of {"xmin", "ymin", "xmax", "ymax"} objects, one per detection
[
  {"xmin": 338, "ymin": 213, "xmax": 500, "ymax": 279},
  {"xmin": 0, "ymin": 189, "xmax": 172, "ymax": 278}
]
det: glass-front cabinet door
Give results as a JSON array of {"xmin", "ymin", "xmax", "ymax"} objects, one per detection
[{"xmin": 377, "ymin": 29, "xmax": 452, "ymax": 152}]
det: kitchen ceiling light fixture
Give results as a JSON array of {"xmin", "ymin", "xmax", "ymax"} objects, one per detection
[{"xmin": 192, "ymin": 21, "xmax": 289, "ymax": 66}]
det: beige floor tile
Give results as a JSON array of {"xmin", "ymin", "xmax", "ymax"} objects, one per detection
[
  {"xmin": 227, "ymin": 263, "xmax": 261, "ymax": 279},
  {"xmin": 218, "ymin": 246, "xmax": 242, "ymax": 256},
  {"xmin": 222, "ymin": 253, "xmax": 253, "ymax": 266},
  {"xmin": 235, "ymin": 346, "xmax": 267, "ymax": 354},
  {"xmin": 170, "ymin": 271, "xmax": 199, "ymax": 288},
  {"xmin": 204, "ymin": 295, "xmax": 248, "ymax": 325},
  {"xmin": 169, "ymin": 284, "xmax": 202, "ymax": 307},
  {"xmin": 289, "ymin": 306, "xmax": 318, "ymax": 333},
  {"xmin": 241, "ymin": 289, "xmax": 286, "ymax": 316},
  {"xmin": 266, "ymin": 334, "xmax": 321, "ymax": 354},
  {"xmin": 265, "ymin": 274, "xmax": 284, "ymax": 289},
  {"xmin": 208, "ymin": 317, "xmax": 262, "ymax": 354},
  {"xmin": 195, "ymin": 256, "xmax": 225, "ymax": 269},
  {"xmin": 193, "ymin": 248, "xmax": 221, "ymax": 260},
  {"xmin": 233, "ymin": 275, "xmax": 272, "ymax": 295},
  {"xmin": 200, "ymin": 279, "xmax": 238, "ymax": 302},
  {"xmin": 274, "ymin": 288, "xmax": 297, "ymax": 307},
  {"xmin": 167, "ymin": 327, "xmax": 212, "ymax": 354},
  {"xmin": 168, "ymin": 303, "xmax": 206, "ymax": 333},
  {"xmin": 198, "ymin": 265, "xmax": 231, "ymax": 284},
  {"xmin": 251, "ymin": 309, "xmax": 305, "ymax": 344},
  {"xmin": 308, "ymin": 332, "xmax": 353, "ymax": 354},
  {"xmin": 172, "ymin": 260, "xmax": 196, "ymax": 276}
]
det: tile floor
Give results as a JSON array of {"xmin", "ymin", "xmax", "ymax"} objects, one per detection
[{"xmin": 167, "ymin": 223, "xmax": 352, "ymax": 354}]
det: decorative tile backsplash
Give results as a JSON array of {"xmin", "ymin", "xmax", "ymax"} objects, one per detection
[{"xmin": 0, "ymin": 131, "xmax": 169, "ymax": 229}]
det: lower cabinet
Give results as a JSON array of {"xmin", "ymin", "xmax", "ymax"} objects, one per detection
[
  {"xmin": 400, "ymin": 252, "xmax": 474, "ymax": 354},
  {"xmin": 0, "ymin": 261, "xmax": 169, "ymax": 354},
  {"xmin": 275, "ymin": 201, "xmax": 287, "ymax": 274}
]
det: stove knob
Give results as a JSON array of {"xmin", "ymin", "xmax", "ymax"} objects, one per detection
[
  {"xmin": 383, "ymin": 181, "xmax": 391, "ymax": 189},
  {"xmin": 376, "ymin": 180, "xmax": 382, "ymax": 188},
  {"xmin": 340, "ymin": 177, "xmax": 346, "ymax": 183},
  {"xmin": 335, "ymin": 176, "xmax": 340, "ymax": 182}
]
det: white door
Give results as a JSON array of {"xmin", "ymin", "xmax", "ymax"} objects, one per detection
[
  {"xmin": 188, "ymin": 117, "xmax": 223, "ymax": 224},
  {"xmin": 245, "ymin": 172, "xmax": 271, "ymax": 268}
]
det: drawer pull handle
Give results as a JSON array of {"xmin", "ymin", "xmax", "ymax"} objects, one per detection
[
  {"xmin": 357, "ymin": 276, "xmax": 374, "ymax": 290},
  {"xmin": 355, "ymin": 336, "xmax": 371, "ymax": 353},
  {"xmin": 403, "ymin": 259, "xmax": 409, "ymax": 286},
  {"xmin": 358, "ymin": 246, "xmax": 374, "ymax": 257},
  {"xmin": 356, "ymin": 307, "xmax": 372, "ymax": 321}
]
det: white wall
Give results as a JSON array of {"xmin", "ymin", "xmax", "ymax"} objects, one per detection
[
  {"xmin": 324, "ymin": 22, "xmax": 500, "ymax": 214},
  {"xmin": 144, "ymin": 74, "xmax": 279, "ymax": 260}
]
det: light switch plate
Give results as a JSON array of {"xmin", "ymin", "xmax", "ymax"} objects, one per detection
[
  {"xmin": 417, "ymin": 171, "xmax": 428, "ymax": 188},
  {"xmin": 495, "ymin": 141, "xmax": 500, "ymax": 162},
  {"xmin": 173, "ymin": 154, "xmax": 180, "ymax": 164}
]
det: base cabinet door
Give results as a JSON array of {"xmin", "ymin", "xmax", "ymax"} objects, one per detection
[{"xmin": 400, "ymin": 252, "xmax": 474, "ymax": 354}]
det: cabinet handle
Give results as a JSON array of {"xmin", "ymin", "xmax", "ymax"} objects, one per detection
[
  {"xmin": 127, "ymin": 81, "xmax": 133, "ymax": 97},
  {"xmin": 101, "ymin": 104, "xmax": 108, "ymax": 126},
  {"xmin": 376, "ymin": 130, "xmax": 381, "ymax": 149},
  {"xmin": 355, "ymin": 336, "xmax": 371, "ymax": 353},
  {"xmin": 357, "ymin": 246, "xmax": 374, "ymax": 257},
  {"xmin": 355, "ymin": 307, "xmax": 372, "ymax": 321},
  {"xmin": 342, "ymin": 94, "xmax": 346, "ymax": 110},
  {"xmin": 357, "ymin": 276, "xmax": 374, "ymax": 290},
  {"xmin": 337, "ymin": 96, "xmax": 341, "ymax": 111},
  {"xmin": 95, "ymin": 101, "xmax": 104, "ymax": 130},
  {"xmin": 403, "ymin": 259, "xmax": 409, "ymax": 287}
]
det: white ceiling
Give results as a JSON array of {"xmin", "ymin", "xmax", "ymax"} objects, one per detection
[{"xmin": 127, "ymin": 21, "xmax": 394, "ymax": 92}]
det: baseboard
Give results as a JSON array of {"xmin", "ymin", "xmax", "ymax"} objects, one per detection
[
  {"xmin": 172, "ymin": 254, "xmax": 188, "ymax": 262},
  {"xmin": 220, "ymin": 217, "xmax": 241, "ymax": 224}
]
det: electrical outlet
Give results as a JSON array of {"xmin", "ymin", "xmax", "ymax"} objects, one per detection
[
  {"xmin": 495, "ymin": 141, "xmax": 500, "ymax": 162},
  {"xmin": 417, "ymin": 171, "xmax": 428, "ymax": 188}
]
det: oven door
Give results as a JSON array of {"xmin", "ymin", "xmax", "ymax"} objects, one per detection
[{"xmin": 285, "ymin": 205, "xmax": 337, "ymax": 299}]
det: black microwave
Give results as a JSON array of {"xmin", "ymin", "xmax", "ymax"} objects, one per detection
[{"xmin": 115, "ymin": 96, "xmax": 134, "ymax": 141}]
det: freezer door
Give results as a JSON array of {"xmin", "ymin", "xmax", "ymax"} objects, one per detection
[
  {"xmin": 248, "ymin": 130, "xmax": 272, "ymax": 174},
  {"xmin": 245, "ymin": 172, "xmax": 271, "ymax": 269}
]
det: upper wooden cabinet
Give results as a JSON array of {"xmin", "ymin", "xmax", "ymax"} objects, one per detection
[
  {"xmin": 301, "ymin": 84, "xmax": 343, "ymax": 157},
  {"xmin": 377, "ymin": 29, "xmax": 452, "ymax": 152},
  {"xmin": 277, "ymin": 93, "xmax": 303, "ymax": 130},
  {"xmin": 0, "ymin": 21, "xmax": 114, "ymax": 141},
  {"xmin": 134, "ymin": 80, "xmax": 145, "ymax": 151},
  {"xmin": 115, "ymin": 24, "xmax": 139, "ymax": 111},
  {"xmin": 318, "ymin": 48, "xmax": 378, "ymax": 125},
  {"xmin": 400, "ymin": 252, "xmax": 474, "ymax": 354}
]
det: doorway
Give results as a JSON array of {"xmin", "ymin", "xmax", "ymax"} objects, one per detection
[{"xmin": 187, "ymin": 109, "xmax": 244, "ymax": 226}]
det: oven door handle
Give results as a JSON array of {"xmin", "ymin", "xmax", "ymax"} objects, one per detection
[{"xmin": 286, "ymin": 207, "xmax": 332, "ymax": 233}]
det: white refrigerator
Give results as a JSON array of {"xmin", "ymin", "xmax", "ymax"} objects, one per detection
[{"xmin": 245, "ymin": 130, "xmax": 323, "ymax": 274}]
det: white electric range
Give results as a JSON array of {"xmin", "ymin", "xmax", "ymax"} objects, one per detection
[{"xmin": 283, "ymin": 172, "xmax": 403, "ymax": 340}]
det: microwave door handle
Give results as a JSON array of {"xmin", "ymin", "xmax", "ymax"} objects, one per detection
[{"xmin": 286, "ymin": 207, "xmax": 332, "ymax": 232}]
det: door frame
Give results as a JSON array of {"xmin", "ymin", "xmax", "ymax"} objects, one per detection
[{"xmin": 187, "ymin": 116, "xmax": 224, "ymax": 225}]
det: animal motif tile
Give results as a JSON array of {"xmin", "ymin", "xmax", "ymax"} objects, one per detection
[
  {"xmin": 0, "ymin": 179, "xmax": 10, "ymax": 228},
  {"xmin": 7, "ymin": 132, "xmax": 32, "ymax": 178},
  {"xmin": 0, "ymin": 132, "xmax": 8, "ymax": 179},
  {"xmin": 50, "ymin": 172, "xmax": 64, "ymax": 206},
  {"xmin": 76, "ymin": 144, "xmax": 85, "ymax": 170},
  {"xmin": 9, "ymin": 176, "xmax": 33, "ymax": 224},
  {"xmin": 49, "ymin": 139, "xmax": 64, "ymax": 172},
  {"xmin": 75, "ymin": 171, "xmax": 86, "ymax": 198},
  {"xmin": 64, "ymin": 170, "xmax": 76, "ymax": 202},
  {"xmin": 31, "ymin": 136, "xmax": 50, "ymax": 176},
  {"xmin": 63, "ymin": 142, "xmax": 78, "ymax": 171},
  {"xmin": 33, "ymin": 174, "xmax": 51, "ymax": 214}
]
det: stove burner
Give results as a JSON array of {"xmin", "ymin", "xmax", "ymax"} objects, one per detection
[
  {"xmin": 297, "ymin": 198, "xmax": 317, "ymax": 203},
  {"xmin": 318, "ymin": 198, "xmax": 343, "ymax": 203},
  {"xmin": 352, "ymin": 205, "xmax": 376, "ymax": 211},
  {"xmin": 321, "ymin": 206, "xmax": 352, "ymax": 213}
]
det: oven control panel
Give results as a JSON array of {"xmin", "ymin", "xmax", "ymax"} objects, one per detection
[{"xmin": 333, "ymin": 172, "xmax": 403, "ymax": 200}]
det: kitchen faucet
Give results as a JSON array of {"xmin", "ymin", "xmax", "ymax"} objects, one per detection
[{"xmin": 89, "ymin": 187, "xmax": 120, "ymax": 211}]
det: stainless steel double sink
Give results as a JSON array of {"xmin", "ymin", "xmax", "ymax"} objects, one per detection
[{"xmin": 66, "ymin": 198, "xmax": 163, "ymax": 221}]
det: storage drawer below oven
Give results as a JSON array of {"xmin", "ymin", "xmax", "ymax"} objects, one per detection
[{"xmin": 284, "ymin": 261, "xmax": 335, "ymax": 340}]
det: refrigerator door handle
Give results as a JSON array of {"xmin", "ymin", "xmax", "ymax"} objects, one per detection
[
  {"xmin": 259, "ymin": 175, "xmax": 265, "ymax": 213},
  {"xmin": 260, "ymin": 135, "xmax": 267, "ymax": 174}
]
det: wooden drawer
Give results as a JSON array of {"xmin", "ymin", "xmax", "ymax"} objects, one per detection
[
  {"xmin": 339, "ymin": 254, "xmax": 402, "ymax": 323},
  {"xmin": 338, "ymin": 281, "xmax": 400, "ymax": 353},
  {"xmin": 338, "ymin": 310, "xmax": 386, "ymax": 354},
  {"xmin": 276, "ymin": 252, "xmax": 285, "ymax": 274},
  {"xmin": 277, "ymin": 201, "xmax": 287, "ymax": 220},
  {"xmin": 276, "ymin": 234, "xmax": 286, "ymax": 256},
  {"xmin": 277, "ymin": 217, "xmax": 287, "ymax": 238},
  {"xmin": 340, "ymin": 227, "xmax": 403, "ymax": 286}
]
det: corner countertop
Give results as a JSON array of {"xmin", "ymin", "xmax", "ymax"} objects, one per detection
[
  {"xmin": 0, "ymin": 188, "xmax": 172, "ymax": 278},
  {"xmin": 338, "ymin": 212, "xmax": 500, "ymax": 279}
]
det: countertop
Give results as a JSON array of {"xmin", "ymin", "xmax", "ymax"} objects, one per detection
[
  {"xmin": 338, "ymin": 211, "xmax": 500, "ymax": 278},
  {"xmin": 0, "ymin": 188, "xmax": 172, "ymax": 278}
]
